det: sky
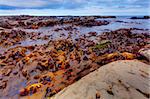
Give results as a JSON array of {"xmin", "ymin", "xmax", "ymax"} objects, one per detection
[{"xmin": 0, "ymin": 0, "xmax": 149, "ymax": 16}]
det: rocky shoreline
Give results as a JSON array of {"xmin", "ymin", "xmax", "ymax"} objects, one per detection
[{"xmin": 0, "ymin": 16, "xmax": 149, "ymax": 99}]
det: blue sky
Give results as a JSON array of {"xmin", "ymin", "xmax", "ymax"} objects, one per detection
[{"xmin": 0, "ymin": 0, "xmax": 149, "ymax": 16}]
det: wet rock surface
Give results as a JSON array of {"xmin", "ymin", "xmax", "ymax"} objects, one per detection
[
  {"xmin": 0, "ymin": 16, "xmax": 149, "ymax": 99},
  {"xmin": 51, "ymin": 60, "xmax": 150, "ymax": 99}
]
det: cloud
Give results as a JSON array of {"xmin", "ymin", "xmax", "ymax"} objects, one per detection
[
  {"xmin": 0, "ymin": 6, "xmax": 149, "ymax": 16},
  {"xmin": 0, "ymin": 0, "xmax": 149, "ymax": 9},
  {"xmin": 0, "ymin": 0, "xmax": 47, "ymax": 8},
  {"xmin": 0, "ymin": 0, "xmax": 90, "ymax": 9},
  {"xmin": 0, "ymin": 0, "xmax": 149, "ymax": 15}
]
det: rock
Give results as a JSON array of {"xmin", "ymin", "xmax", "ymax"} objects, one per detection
[
  {"xmin": 88, "ymin": 32, "xmax": 97, "ymax": 36},
  {"xmin": 2, "ymin": 68, "xmax": 12, "ymax": 76},
  {"xmin": 139, "ymin": 48, "xmax": 150, "ymax": 61},
  {"xmin": 0, "ymin": 81, "xmax": 7, "ymax": 89},
  {"xmin": 0, "ymin": 21, "xmax": 12, "ymax": 29},
  {"xmin": 52, "ymin": 60, "xmax": 150, "ymax": 99},
  {"xmin": 130, "ymin": 16, "xmax": 150, "ymax": 19}
]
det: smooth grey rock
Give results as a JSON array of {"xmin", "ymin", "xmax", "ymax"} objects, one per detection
[
  {"xmin": 139, "ymin": 48, "xmax": 150, "ymax": 61},
  {"xmin": 52, "ymin": 60, "xmax": 150, "ymax": 99}
]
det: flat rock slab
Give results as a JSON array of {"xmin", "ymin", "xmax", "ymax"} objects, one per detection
[{"xmin": 52, "ymin": 60, "xmax": 150, "ymax": 99}]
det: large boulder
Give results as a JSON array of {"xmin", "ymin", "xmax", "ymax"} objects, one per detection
[
  {"xmin": 52, "ymin": 60, "xmax": 150, "ymax": 99},
  {"xmin": 139, "ymin": 48, "xmax": 150, "ymax": 61}
]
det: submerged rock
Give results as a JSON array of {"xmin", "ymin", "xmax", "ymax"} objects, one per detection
[{"xmin": 52, "ymin": 60, "xmax": 150, "ymax": 99}]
